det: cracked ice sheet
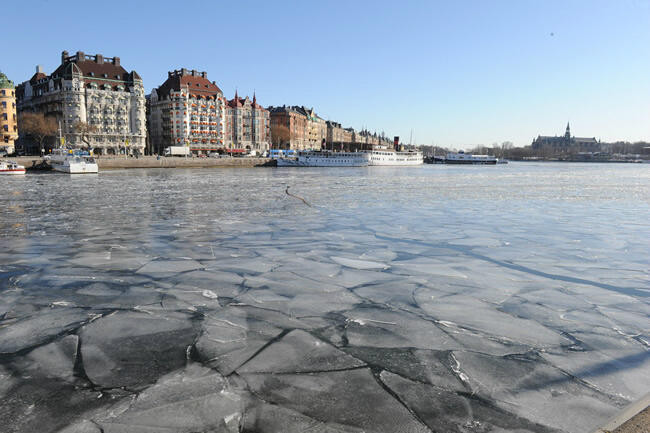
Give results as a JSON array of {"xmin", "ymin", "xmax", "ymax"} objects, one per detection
[
  {"xmin": 541, "ymin": 328, "xmax": 650, "ymax": 400},
  {"xmin": 61, "ymin": 364, "xmax": 244, "ymax": 433},
  {"xmin": 238, "ymin": 329, "xmax": 365, "ymax": 374},
  {"xmin": 0, "ymin": 307, "xmax": 93, "ymax": 355},
  {"xmin": 79, "ymin": 310, "xmax": 198, "ymax": 389},
  {"xmin": 414, "ymin": 292, "xmax": 569, "ymax": 348},
  {"xmin": 242, "ymin": 368, "xmax": 430, "ymax": 433},
  {"xmin": 344, "ymin": 307, "xmax": 461, "ymax": 350},
  {"xmin": 380, "ymin": 371, "xmax": 560, "ymax": 433},
  {"xmin": 450, "ymin": 351, "xmax": 624, "ymax": 433}
]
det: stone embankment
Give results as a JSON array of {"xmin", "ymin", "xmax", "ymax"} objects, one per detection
[{"xmin": 14, "ymin": 155, "xmax": 276, "ymax": 169}]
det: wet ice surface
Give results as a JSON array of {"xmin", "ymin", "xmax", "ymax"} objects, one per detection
[{"xmin": 1, "ymin": 163, "xmax": 649, "ymax": 433}]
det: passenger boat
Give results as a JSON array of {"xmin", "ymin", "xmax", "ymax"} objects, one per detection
[
  {"xmin": 444, "ymin": 151, "xmax": 498, "ymax": 165},
  {"xmin": 368, "ymin": 148, "xmax": 423, "ymax": 166},
  {"xmin": 45, "ymin": 149, "xmax": 99, "ymax": 174},
  {"xmin": 276, "ymin": 150, "xmax": 370, "ymax": 167},
  {"xmin": 0, "ymin": 160, "xmax": 26, "ymax": 175}
]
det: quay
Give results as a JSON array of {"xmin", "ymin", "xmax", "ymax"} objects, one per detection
[{"xmin": 14, "ymin": 156, "xmax": 276, "ymax": 170}]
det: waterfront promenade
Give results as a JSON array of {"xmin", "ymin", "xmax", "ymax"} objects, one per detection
[{"xmin": 14, "ymin": 155, "xmax": 276, "ymax": 169}]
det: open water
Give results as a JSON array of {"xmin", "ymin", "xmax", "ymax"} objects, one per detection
[{"xmin": 1, "ymin": 162, "xmax": 648, "ymax": 433}]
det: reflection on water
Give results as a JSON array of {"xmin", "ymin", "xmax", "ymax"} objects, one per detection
[{"xmin": 0, "ymin": 163, "xmax": 648, "ymax": 433}]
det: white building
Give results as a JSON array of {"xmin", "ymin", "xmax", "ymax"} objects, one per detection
[
  {"xmin": 148, "ymin": 69, "xmax": 226, "ymax": 155},
  {"xmin": 16, "ymin": 51, "xmax": 146, "ymax": 155}
]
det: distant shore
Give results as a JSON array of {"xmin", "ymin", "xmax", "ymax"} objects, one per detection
[{"xmin": 13, "ymin": 156, "xmax": 277, "ymax": 170}]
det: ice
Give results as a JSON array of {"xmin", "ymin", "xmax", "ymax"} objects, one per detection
[
  {"xmin": 241, "ymin": 401, "xmax": 366, "ymax": 433},
  {"xmin": 344, "ymin": 307, "xmax": 460, "ymax": 350},
  {"xmin": 343, "ymin": 347, "xmax": 466, "ymax": 392},
  {"xmin": 450, "ymin": 350, "xmax": 623, "ymax": 432},
  {"xmin": 238, "ymin": 329, "xmax": 365, "ymax": 373},
  {"xmin": 1, "ymin": 165, "xmax": 648, "ymax": 432},
  {"xmin": 0, "ymin": 307, "xmax": 91, "ymax": 354},
  {"xmin": 91, "ymin": 364, "xmax": 243, "ymax": 433},
  {"xmin": 330, "ymin": 256, "xmax": 389, "ymax": 270},
  {"xmin": 242, "ymin": 368, "xmax": 430, "ymax": 433},
  {"xmin": 195, "ymin": 307, "xmax": 285, "ymax": 375},
  {"xmin": 414, "ymin": 293, "xmax": 569, "ymax": 348},
  {"xmin": 11, "ymin": 335, "xmax": 78, "ymax": 382},
  {"xmin": 136, "ymin": 258, "xmax": 204, "ymax": 276},
  {"xmin": 79, "ymin": 311, "xmax": 197, "ymax": 389},
  {"xmin": 379, "ymin": 371, "xmax": 558, "ymax": 433}
]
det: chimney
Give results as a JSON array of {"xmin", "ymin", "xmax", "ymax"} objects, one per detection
[
  {"xmin": 181, "ymin": 68, "xmax": 188, "ymax": 76},
  {"xmin": 96, "ymin": 54, "xmax": 103, "ymax": 64},
  {"xmin": 191, "ymin": 69, "xmax": 197, "ymax": 76},
  {"xmin": 201, "ymin": 72, "xmax": 206, "ymax": 78},
  {"xmin": 168, "ymin": 71, "xmax": 173, "ymax": 78},
  {"xmin": 61, "ymin": 50, "xmax": 69, "ymax": 63},
  {"xmin": 113, "ymin": 57, "xmax": 120, "ymax": 67},
  {"xmin": 76, "ymin": 51, "xmax": 85, "ymax": 61},
  {"xmin": 36, "ymin": 65, "xmax": 43, "ymax": 74}
]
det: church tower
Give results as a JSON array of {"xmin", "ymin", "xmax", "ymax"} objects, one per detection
[{"xmin": 564, "ymin": 122, "xmax": 571, "ymax": 139}]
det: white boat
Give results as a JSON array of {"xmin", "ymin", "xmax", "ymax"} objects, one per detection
[
  {"xmin": 45, "ymin": 149, "xmax": 98, "ymax": 174},
  {"xmin": 0, "ymin": 160, "xmax": 26, "ymax": 175},
  {"xmin": 368, "ymin": 148, "xmax": 423, "ymax": 166},
  {"xmin": 444, "ymin": 151, "xmax": 498, "ymax": 165},
  {"xmin": 277, "ymin": 150, "xmax": 370, "ymax": 167}
]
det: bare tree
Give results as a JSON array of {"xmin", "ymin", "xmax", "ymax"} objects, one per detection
[
  {"xmin": 18, "ymin": 112, "xmax": 58, "ymax": 155},
  {"xmin": 73, "ymin": 121, "xmax": 98, "ymax": 150}
]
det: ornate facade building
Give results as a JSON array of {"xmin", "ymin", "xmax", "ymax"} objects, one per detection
[
  {"xmin": 16, "ymin": 51, "xmax": 146, "ymax": 155},
  {"xmin": 0, "ymin": 72, "xmax": 18, "ymax": 154},
  {"xmin": 532, "ymin": 123, "xmax": 600, "ymax": 151},
  {"xmin": 225, "ymin": 91, "xmax": 270, "ymax": 152},
  {"xmin": 148, "ymin": 69, "xmax": 225, "ymax": 155}
]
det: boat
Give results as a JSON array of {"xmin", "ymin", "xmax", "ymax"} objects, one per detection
[
  {"xmin": 0, "ymin": 160, "xmax": 26, "ymax": 175},
  {"xmin": 45, "ymin": 149, "xmax": 98, "ymax": 174},
  {"xmin": 276, "ymin": 150, "xmax": 370, "ymax": 167},
  {"xmin": 368, "ymin": 147, "xmax": 423, "ymax": 166},
  {"xmin": 444, "ymin": 151, "xmax": 498, "ymax": 165}
]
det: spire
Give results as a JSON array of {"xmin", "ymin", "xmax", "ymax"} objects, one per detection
[
  {"xmin": 565, "ymin": 122, "xmax": 571, "ymax": 139},
  {"xmin": 253, "ymin": 91, "xmax": 256, "ymax": 105},
  {"xmin": 234, "ymin": 89, "xmax": 238, "ymax": 101}
]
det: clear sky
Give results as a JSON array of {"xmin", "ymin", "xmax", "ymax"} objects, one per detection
[{"xmin": 3, "ymin": 0, "xmax": 649, "ymax": 148}]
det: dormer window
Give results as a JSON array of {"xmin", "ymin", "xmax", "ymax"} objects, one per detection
[
  {"xmin": 103, "ymin": 73, "xmax": 108, "ymax": 78},
  {"xmin": 89, "ymin": 72, "xmax": 94, "ymax": 77},
  {"xmin": 116, "ymin": 75, "xmax": 121, "ymax": 80}
]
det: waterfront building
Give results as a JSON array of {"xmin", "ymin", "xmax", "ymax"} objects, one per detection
[
  {"xmin": 269, "ymin": 105, "xmax": 308, "ymax": 150},
  {"xmin": 16, "ymin": 51, "xmax": 146, "ymax": 155},
  {"xmin": 225, "ymin": 91, "xmax": 270, "ymax": 153},
  {"xmin": 269, "ymin": 105, "xmax": 326, "ymax": 150},
  {"xmin": 326, "ymin": 121, "xmax": 345, "ymax": 149},
  {"xmin": 0, "ymin": 71, "xmax": 18, "ymax": 154},
  {"xmin": 148, "ymin": 69, "xmax": 225, "ymax": 155},
  {"xmin": 532, "ymin": 123, "xmax": 600, "ymax": 151}
]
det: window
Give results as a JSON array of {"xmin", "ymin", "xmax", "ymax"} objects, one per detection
[
  {"xmin": 2, "ymin": 114, "xmax": 6, "ymax": 120},
  {"xmin": 1, "ymin": 101, "xmax": 5, "ymax": 108},
  {"xmin": 1, "ymin": 90, "xmax": 4, "ymax": 95}
]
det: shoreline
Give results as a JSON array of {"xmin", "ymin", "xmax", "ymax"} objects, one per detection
[{"xmin": 12, "ymin": 155, "xmax": 277, "ymax": 170}]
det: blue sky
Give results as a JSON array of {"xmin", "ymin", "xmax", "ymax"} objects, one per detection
[{"xmin": 3, "ymin": 0, "xmax": 649, "ymax": 148}]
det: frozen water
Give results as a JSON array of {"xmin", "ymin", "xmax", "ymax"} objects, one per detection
[
  {"xmin": 242, "ymin": 368, "xmax": 431, "ymax": 433},
  {"xmin": 238, "ymin": 329, "xmax": 365, "ymax": 373},
  {"xmin": 0, "ymin": 163, "xmax": 648, "ymax": 432}
]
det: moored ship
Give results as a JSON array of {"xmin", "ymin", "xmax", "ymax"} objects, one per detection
[
  {"xmin": 45, "ymin": 149, "xmax": 99, "ymax": 174},
  {"xmin": 444, "ymin": 151, "xmax": 498, "ymax": 165},
  {"xmin": 0, "ymin": 160, "xmax": 26, "ymax": 175},
  {"xmin": 276, "ymin": 150, "xmax": 370, "ymax": 167},
  {"xmin": 368, "ymin": 148, "xmax": 423, "ymax": 166}
]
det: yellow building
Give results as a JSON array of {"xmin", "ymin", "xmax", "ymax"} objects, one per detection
[{"xmin": 0, "ymin": 71, "xmax": 18, "ymax": 155}]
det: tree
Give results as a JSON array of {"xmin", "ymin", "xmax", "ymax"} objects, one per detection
[
  {"xmin": 18, "ymin": 112, "xmax": 57, "ymax": 155},
  {"xmin": 73, "ymin": 121, "xmax": 98, "ymax": 150},
  {"xmin": 271, "ymin": 124, "xmax": 290, "ymax": 148}
]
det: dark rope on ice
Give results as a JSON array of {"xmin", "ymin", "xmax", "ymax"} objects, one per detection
[{"xmin": 285, "ymin": 186, "xmax": 312, "ymax": 207}]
